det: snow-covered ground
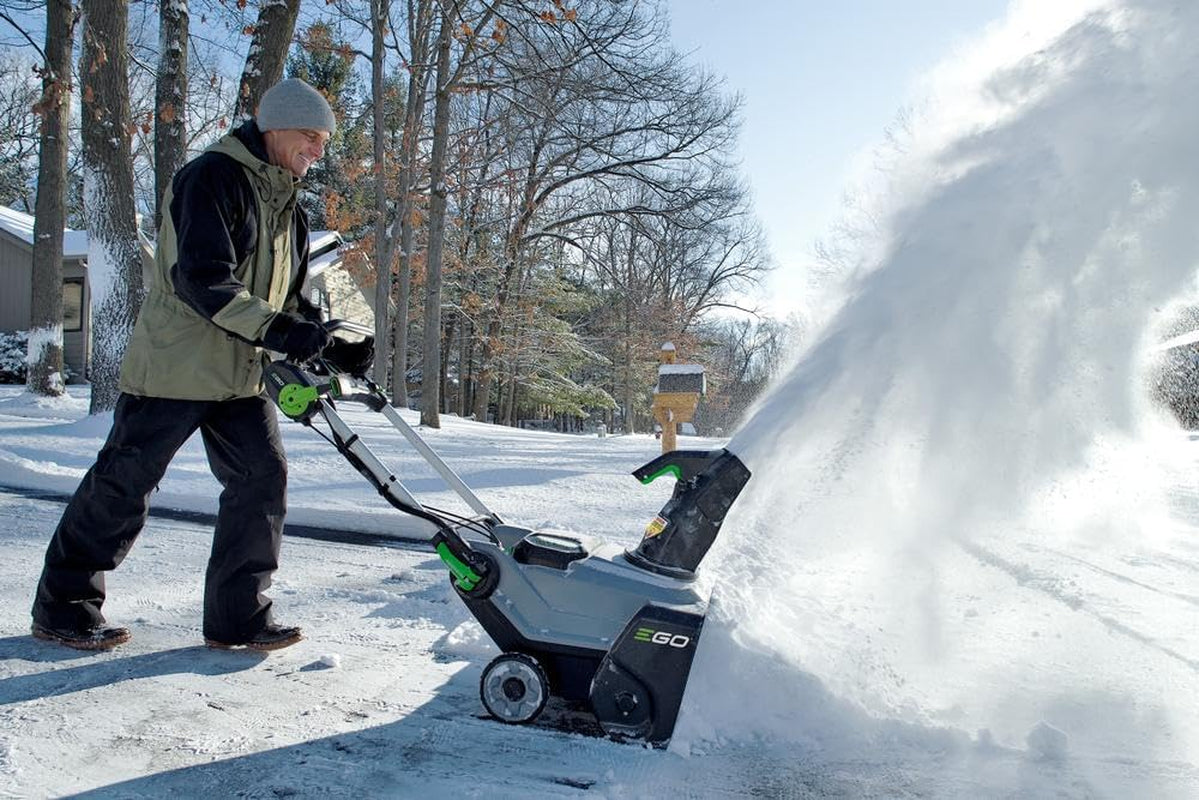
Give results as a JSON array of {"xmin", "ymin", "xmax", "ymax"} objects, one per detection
[
  {"xmin": 8, "ymin": 0, "xmax": 1199, "ymax": 796},
  {"xmin": 1, "ymin": 384, "xmax": 1197, "ymax": 798}
]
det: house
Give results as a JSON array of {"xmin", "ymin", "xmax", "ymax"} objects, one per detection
[
  {"xmin": 0, "ymin": 205, "xmax": 90, "ymax": 376},
  {"xmin": 303, "ymin": 230, "xmax": 375, "ymax": 330},
  {"xmin": 0, "ymin": 203, "xmax": 373, "ymax": 379}
]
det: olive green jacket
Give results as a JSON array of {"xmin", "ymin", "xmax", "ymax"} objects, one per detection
[{"xmin": 119, "ymin": 133, "xmax": 303, "ymax": 400}]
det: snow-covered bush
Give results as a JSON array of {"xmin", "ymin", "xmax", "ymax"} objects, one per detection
[
  {"xmin": 0, "ymin": 330, "xmax": 76, "ymax": 384},
  {"xmin": 0, "ymin": 330, "xmax": 28, "ymax": 383}
]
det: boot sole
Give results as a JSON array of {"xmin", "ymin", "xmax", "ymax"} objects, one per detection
[
  {"xmin": 204, "ymin": 632, "xmax": 304, "ymax": 652},
  {"xmin": 31, "ymin": 626, "xmax": 131, "ymax": 651}
]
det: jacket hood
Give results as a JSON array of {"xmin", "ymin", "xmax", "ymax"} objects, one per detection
[
  {"xmin": 233, "ymin": 120, "xmax": 272, "ymax": 163},
  {"xmin": 209, "ymin": 121, "xmax": 299, "ymax": 200}
]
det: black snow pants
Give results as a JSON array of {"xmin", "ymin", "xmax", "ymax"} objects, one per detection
[{"xmin": 32, "ymin": 392, "xmax": 288, "ymax": 642}]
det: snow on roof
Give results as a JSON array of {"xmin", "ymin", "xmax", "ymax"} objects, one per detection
[
  {"xmin": 309, "ymin": 229, "xmax": 341, "ymax": 257},
  {"xmin": 1, "ymin": 207, "xmax": 347, "ymax": 267},
  {"xmin": 658, "ymin": 363, "xmax": 705, "ymax": 374},
  {"xmin": 0, "ymin": 204, "xmax": 88, "ymax": 258},
  {"xmin": 307, "ymin": 246, "xmax": 341, "ymax": 278}
]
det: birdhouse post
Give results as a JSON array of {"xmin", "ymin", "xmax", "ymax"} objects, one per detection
[{"xmin": 651, "ymin": 342, "xmax": 705, "ymax": 453}]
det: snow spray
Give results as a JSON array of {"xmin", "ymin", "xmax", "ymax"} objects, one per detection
[{"xmin": 675, "ymin": 0, "xmax": 1199, "ymax": 766}]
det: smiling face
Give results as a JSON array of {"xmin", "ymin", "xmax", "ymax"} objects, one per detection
[{"xmin": 263, "ymin": 128, "xmax": 331, "ymax": 178}]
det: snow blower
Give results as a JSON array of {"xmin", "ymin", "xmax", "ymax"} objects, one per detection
[{"xmin": 264, "ymin": 322, "xmax": 751, "ymax": 746}]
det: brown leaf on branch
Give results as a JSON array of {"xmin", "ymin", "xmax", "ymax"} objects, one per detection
[
  {"xmin": 159, "ymin": 104, "xmax": 177, "ymax": 123},
  {"xmin": 82, "ymin": 84, "xmax": 94, "ymax": 104},
  {"xmin": 564, "ymin": 8, "xmax": 577, "ymax": 21},
  {"xmin": 540, "ymin": 11, "xmax": 557, "ymax": 24}
]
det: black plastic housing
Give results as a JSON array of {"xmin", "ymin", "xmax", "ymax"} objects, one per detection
[
  {"xmin": 628, "ymin": 449, "xmax": 752, "ymax": 577},
  {"xmin": 589, "ymin": 604, "xmax": 706, "ymax": 744}
]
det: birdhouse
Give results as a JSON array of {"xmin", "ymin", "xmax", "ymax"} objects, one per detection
[{"xmin": 651, "ymin": 342, "xmax": 705, "ymax": 453}]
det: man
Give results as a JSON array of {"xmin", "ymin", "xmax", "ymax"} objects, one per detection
[{"xmin": 31, "ymin": 77, "xmax": 372, "ymax": 652}]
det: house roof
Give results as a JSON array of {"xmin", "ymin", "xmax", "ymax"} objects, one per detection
[
  {"xmin": 0, "ymin": 204, "xmax": 88, "ymax": 259},
  {"xmin": 306, "ymin": 230, "xmax": 344, "ymax": 278},
  {"xmin": 310, "ymin": 230, "xmax": 341, "ymax": 256},
  {"xmin": 658, "ymin": 363, "xmax": 705, "ymax": 375}
]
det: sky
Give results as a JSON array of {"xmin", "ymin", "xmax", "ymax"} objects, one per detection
[{"xmin": 667, "ymin": 0, "xmax": 1012, "ymax": 318}]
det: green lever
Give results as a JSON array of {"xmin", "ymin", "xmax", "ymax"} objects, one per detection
[{"xmin": 436, "ymin": 541, "xmax": 481, "ymax": 591}]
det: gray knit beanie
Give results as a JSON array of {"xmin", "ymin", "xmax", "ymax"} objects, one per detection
[{"xmin": 256, "ymin": 78, "xmax": 337, "ymax": 135}]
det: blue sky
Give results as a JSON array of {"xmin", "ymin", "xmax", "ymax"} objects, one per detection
[{"xmin": 667, "ymin": 0, "xmax": 1012, "ymax": 316}]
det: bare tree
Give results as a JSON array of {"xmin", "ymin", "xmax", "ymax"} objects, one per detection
[
  {"xmin": 154, "ymin": 0, "xmax": 187, "ymax": 231},
  {"xmin": 232, "ymin": 0, "xmax": 300, "ymax": 123},
  {"xmin": 385, "ymin": 0, "xmax": 435, "ymax": 407},
  {"xmin": 464, "ymin": 1, "xmax": 743, "ymax": 423},
  {"xmin": 419, "ymin": 0, "xmax": 455, "ymax": 427},
  {"xmin": 418, "ymin": 0, "xmax": 500, "ymax": 426},
  {"xmin": 26, "ymin": 0, "xmax": 77, "ymax": 397},
  {"xmin": 0, "ymin": 52, "xmax": 42, "ymax": 210},
  {"xmin": 369, "ymin": 0, "xmax": 390, "ymax": 380},
  {"xmin": 80, "ymin": 0, "xmax": 143, "ymax": 413}
]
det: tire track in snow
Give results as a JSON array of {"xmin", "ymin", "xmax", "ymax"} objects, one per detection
[
  {"xmin": 1025, "ymin": 545, "xmax": 1199, "ymax": 607},
  {"xmin": 958, "ymin": 540, "xmax": 1199, "ymax": 674}
]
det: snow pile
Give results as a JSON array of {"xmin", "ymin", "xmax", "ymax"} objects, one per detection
[{"xmin": 679, "ymin": 0, "xmax": 1199, "ymax": 777}]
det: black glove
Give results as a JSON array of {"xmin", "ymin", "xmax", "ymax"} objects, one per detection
[
  {"xmin": 323, "ymin": 338, "xmax": 375, "ymax": 377},
  {"xmin": 262, "ymin": 313, "xmax": 332, "ymax": 363}
]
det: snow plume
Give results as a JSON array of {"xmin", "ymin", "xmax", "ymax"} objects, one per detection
[{"xmin": 680, "ymin": 0, "xmax": 1199, "ymax": 771}]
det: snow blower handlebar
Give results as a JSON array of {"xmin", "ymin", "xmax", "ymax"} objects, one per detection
[{"xmin": 263, "ymin": 338, "xmax": 501, "ymax": 595}]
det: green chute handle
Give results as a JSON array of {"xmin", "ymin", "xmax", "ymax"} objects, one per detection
[{"xmin": 633, "ymin": 449, "xmax": 728, "ymax": 485}]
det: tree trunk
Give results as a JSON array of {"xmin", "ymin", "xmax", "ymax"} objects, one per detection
[
  {"xmin": 504, "ymin": 361, "xmax": 519, "ymax": 427},
  {"xmin": 80, "ymin": 0, "xmax": 143, "ymax": 414},
  {"xmin": 387, "ymin": 0, "xmax": 434, "ymax": 406},
  {"xmin": 458, "ymin": 309, "xmax": 472, "ymax": 416},
  {"xmin": 233, "ymin": 0, "xmax": 301, "ymax": 124},
  {"xmin": 370, "ymin": 0, "xmax": 390, "ymax": 381},
  {"xmin": 26, "ymin": 0, "xmax": 77, "ymax": 397},
  {"xmin": 440, "ymin": 314, "xmax": 454, "ymax": 413},
  {"xmin": 154, "ymin": 0, "xmax": 188, "ymax": 233},
  {"xmin": 419, "ymin": 2, "xmax": 453, "ymax": 428},
  {"xmin": 470, "ymin": 248, "xmax": 517, "ymax": 423},
  {"xmin": 471, "ymin": 195, "xmax": 533, "ymax": 423}
]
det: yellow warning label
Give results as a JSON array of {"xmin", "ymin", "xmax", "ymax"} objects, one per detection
[{"xmin": 643, "ymin": 516, "xmax": 668, "ymax": 539}]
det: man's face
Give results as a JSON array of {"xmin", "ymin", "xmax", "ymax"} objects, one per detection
[{"xmin": 264, "ymin": 128, "xmax": 331, "ymax": 178}]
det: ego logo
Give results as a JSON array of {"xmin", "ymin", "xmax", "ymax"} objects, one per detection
[{"xmin": 633, "ymin": 627, "xmax": 691, "ymax": 649}]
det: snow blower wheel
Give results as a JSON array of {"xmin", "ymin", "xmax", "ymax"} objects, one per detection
[{"xmin": 480, "ymin": 652, "xmax": 549, "ymax": 725}]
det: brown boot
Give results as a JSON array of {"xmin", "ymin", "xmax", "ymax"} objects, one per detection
[
  {"xmin": 32, "ymin": 622, "xmax": 131, "ymax": 651},
  {"xmin": 205, "ymin": 623, "xmax": 303, "ymax": 652}
]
